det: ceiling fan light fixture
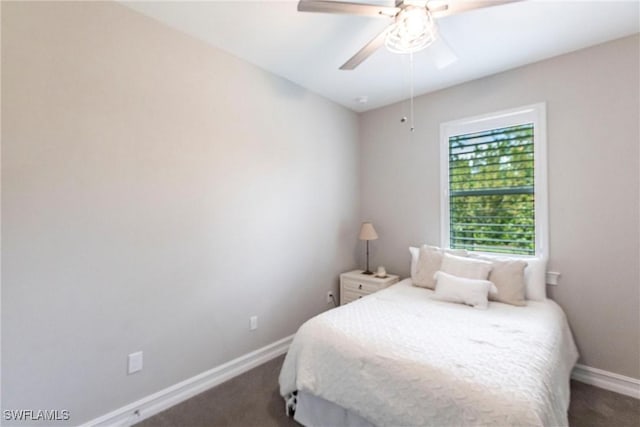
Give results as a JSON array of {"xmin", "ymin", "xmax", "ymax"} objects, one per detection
[{"xmin": 385, "ymin": 6, "xmax": 437, "ymax": 54}]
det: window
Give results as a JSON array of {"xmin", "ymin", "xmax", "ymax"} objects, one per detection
[{"xmin": 440, "ymin": 104, "xmax": 548, "ymax": 257}]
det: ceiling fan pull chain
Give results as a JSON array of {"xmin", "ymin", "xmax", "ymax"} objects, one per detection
[{"xmin": 410, "ymin": 51, "xmax": 415, "ymax": 132}]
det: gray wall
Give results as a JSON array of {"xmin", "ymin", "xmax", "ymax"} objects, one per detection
[
  {"xmin": 1, "ymin": 1, "xmax": 359, "ymax": 424},
  {"xmin": 359, "ymin": 35, "xmax": 640, "ymax": 379}
]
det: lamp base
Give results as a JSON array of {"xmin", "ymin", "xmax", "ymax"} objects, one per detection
[{"xmin": 362, "ymin": 270, "xmax": 374, "ymax": 275}]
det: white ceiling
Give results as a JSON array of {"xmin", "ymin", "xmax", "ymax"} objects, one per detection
[{"xmin": 123, "ymin": 0, "xmax": 639, "ymax": 112}]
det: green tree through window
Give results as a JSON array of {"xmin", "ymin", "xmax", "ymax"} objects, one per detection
[{"xmin": 449, "ymin": 124, "xmax": 535, "ymax": 255}]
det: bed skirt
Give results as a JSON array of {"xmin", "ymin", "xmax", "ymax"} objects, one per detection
[{"xmin": 293, "ymin": 391, "xmax": 375, "ymax": 427}]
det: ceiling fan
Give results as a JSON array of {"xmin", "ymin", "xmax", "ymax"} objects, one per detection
[{"xmin": 297, "ymin": 0, "xmax": 516, "ymax": 70}]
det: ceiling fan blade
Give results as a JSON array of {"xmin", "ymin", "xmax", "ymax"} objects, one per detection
[
  {"xmin": 298, "ymin": 0, "xmax": 400, "ymax": 17},
  {"xmin": 428, "ymin": 0, "xmax": 520, "ymax": 18},
  {"xmin": 430, "ymin": 33, "xmax": 458, "ymax": 69},
  {"xmin": 426, "ymin": 3, "xmax": 448, "ymax": 14},
  {"xmin": 339, "ymin": 27, "xmax": 390, "ymax": 70}
]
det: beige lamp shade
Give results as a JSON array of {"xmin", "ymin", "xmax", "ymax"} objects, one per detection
[{"xmin": 359, "ymin": 222, "xmax": 378, "ymax": 241}]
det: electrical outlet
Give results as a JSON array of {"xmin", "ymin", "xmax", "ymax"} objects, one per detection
[
  {"xmin": 546, "ymin": 271, "xmax": 561, "ymax": 286},
  {"xmin": 326, "ymin": 291, "xmax": 334, "ymax": 304},
  {"xmin": 128, "ymin": 351, "xmax": 143, "ymax": 375},
  {"xmin": 250, "ymin": 316, "xmax": 258, "ymax": 331}
]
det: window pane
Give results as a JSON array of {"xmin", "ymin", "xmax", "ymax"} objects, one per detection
[{"xmin": 449, "ymin": 124, "xmax": 535, "ymax": 255}]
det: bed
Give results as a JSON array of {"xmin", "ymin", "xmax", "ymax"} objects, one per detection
[{"xmin": 279, "ymin": 275, "xmax": 578, "ymax": 426}]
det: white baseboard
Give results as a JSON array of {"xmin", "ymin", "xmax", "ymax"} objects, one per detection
[
  {"xmin": 572, "ymin": 364, "xmax": 640, "ymax": 399},
  {"xmin": 81, "ymin": 334, "xmax": 295, "ymax": 427}
]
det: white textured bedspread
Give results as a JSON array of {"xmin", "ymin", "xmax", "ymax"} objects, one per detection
[{"xmin": 279, "ymin": 279, "xmax": 578, "ymax": 427}]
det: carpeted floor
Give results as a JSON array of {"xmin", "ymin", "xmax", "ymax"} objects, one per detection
[{"xmin": 136, "ymin": 354, "xmax": 640, "ymax": 427}]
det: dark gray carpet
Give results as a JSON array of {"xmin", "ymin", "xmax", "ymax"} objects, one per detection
[
  {"xmin": 568, "ymin": 379, "xmax": 640, "ymax": 427},
  {"xmin": 136, "ymin": 355, "xmax": 640, "ymax": 427},
  {"xmin": 135, "ymin": 356, "xmax": 296, "ymax": 427}
]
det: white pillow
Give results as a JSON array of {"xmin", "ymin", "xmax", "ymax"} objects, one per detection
[
  {"xmin": 409, "ymin": 246, "xmax": 420, "ymax": 278},
  {"xmin": 469, "ymin": 253, "xmax": 547, "ymax": 301},
  {"xmin": 409, "ymin": 245, "xmax": 467, "ymax": 279},
  {"xmin": 432, "ymin": 271, "xmax": 492, "ymax": 309},
  {"xmin": 524, "ymin": 257, "xmax": 547, "ymax": 301},
  {"xmin": 440, "ymin": 253, "xmax": 493, "ymax": 280}
]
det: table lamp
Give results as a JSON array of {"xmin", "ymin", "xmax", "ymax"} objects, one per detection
[{"xmin": 359, "ymin": 222, "xmax": 378, "ymax": 275}]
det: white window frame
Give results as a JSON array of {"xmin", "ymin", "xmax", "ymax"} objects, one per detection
[{"xmin": 440, "ymin": 103, "xmax": 548, "ymax": 259}]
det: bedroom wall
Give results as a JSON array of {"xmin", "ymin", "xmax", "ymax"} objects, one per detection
[
  {"xmin": 1, "ymin": 1, "xmax": 359, "ymax": 424},
  {"xmin": 359, "ymin": 34, "xmax": 640, "ymax": 380}
]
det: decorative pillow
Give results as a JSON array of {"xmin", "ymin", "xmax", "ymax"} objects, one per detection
[
  {"xmin": 409, "ymin": 245, "xmax": 467, "ymax": 280},
  {"xmin": 440, "ymin": 253, "xmax": 493, "ymax": 280},
  {"xmin": 469, "ymin": 253, "xmax": 547, "ymax": 301},
  {"xmin": 432, "ymin": 271, "xmax": 492, "ymax": 309},
  {"xmin": 413, "ymin": 246, "xmax": 443, "ymax": 289},
  {"xmin": 486, "ymin": 259, "xmax": 527, "ymax": 306}
]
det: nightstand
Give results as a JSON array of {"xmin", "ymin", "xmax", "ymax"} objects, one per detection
[{"xmin": 340, "ymin": 270, "xmax": 399, "ymax": 305}]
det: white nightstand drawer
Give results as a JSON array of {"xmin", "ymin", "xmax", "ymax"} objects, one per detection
[
  {"xmin": 341, "ymin": 289, "xmax": 367, "ymax": 304},
  {"xmin": 339, "ymin": 270, "xmax": 399, "ymax": 306},
  {"xmin": 342, "ymin": 278, "xmax": 380, "ymax": 294}
]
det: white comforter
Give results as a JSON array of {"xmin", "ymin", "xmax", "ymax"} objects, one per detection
[{"xmin": 279, "ymin": 279, "xmax": 578, "ymax": 427}]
